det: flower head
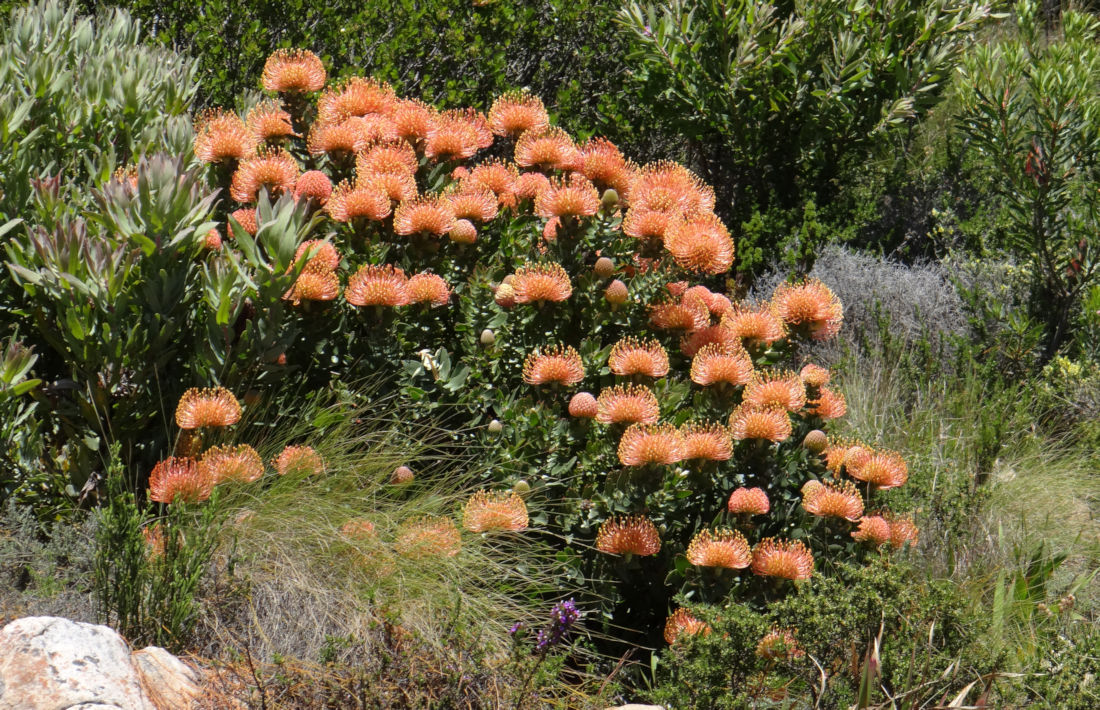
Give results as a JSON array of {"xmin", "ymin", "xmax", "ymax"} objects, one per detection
[
  {"xmin": 596, "ymin": 383, "xmax": 660, "ymax": 425},
  {"xmin": 392, "ymin": 98, "xmax": 437, "ymax": 143},
  {"xmin": 686, "ymin": 528, "xmax": 751, "ymax": 568},
  {"xmin": 727, "ymin": 487, "xmax": 770, "ymax": 515},
  {"xmin": 261, "ymin": 49, "xmax": 326, "ymax": 93},
  {"xmin": 627, "ymin": 161, "xmax": 714, "ymax": 215},
  {"xmin": 847, "ymin": 449, "xmax": 908, "ymax": 490},
  {"xmin": 393, "ymin": 195, "xmax": 457, "ymax": 236},
  {"xmin": 463, "ymin": 490, "xmax": 529, "ymax": 533},
  {"xmin": 193, "ymin": 109, "xmax": 256, "ymax": 164},
  {"xmin": 345, "ymin": 264, "xmax": 410, "ymax": 307},
  {"xmin": 622, "ymin": 208, "xmax": 673, "ymax": 242},
  {"xmin": 176, "ymin": 387, "xmax": 241, "ymax": 429},
  {"xmin": 294, "ymin": 170, "xmax": 333, "ymax": 204},
  {"xmin": 200, "ymin": 444, "xmax": 264, "ymax": 485},
  {"xmin": 771, "ymin": 278, "xmax": 843, "ymax": 340},
  {"xmin": 326, "ymin": 180, "xmax": 391, "ymax": 222},
  {"xmin": 618, "ymin": 423, "xmax": 684, "ymax": 466},
  {"xmin": 273, "ymin": 445, "xmax": 324, "ymax": 476},
  {"xmin": 362, "ymin": 171, "xmax": 418, "ymax": 203},
  {"xmin": 721, "ymin": 302, "xmax": 786, "ymax": 346},
  {"xmin": 535, "ymin": 599, "xmax": 581, "ymax": 651},
  {"xmin": 751, "ymin": 538, "xmax": 814, "ymax": 581},
  {"xmin": 665, "ymin": 212, "xmax": 734, "ymax": 274},
  {"xmin": 851, "ymin": 515, "xmax": 891, "ymax": 546},
  {"xmin": 487, "ymin": 90, "xmax": 549, "ymax": 137},
  {"xmin": 576, "ymin": 138, "xmax": 634, "ymax": 193},
  {"xmin": 357, "ymin": 139, "xmax": 419, "ymax": 176},
  {"xmin": 202, "ymin": 229, "xmax": 222, "ymax": 251},
  {"xmin": 729, "ymin": 403, "xmax": 792, "ymax": 442},
  {"xmin": 568, "ymin": 391, "xmax": 598, "ymax": 418},
  {"xmin": 425, "ymin": 110, "xmax": 483, "ymax": 161},
  {"xmin": 886, "ymin": 513, "xmax": 919, "ymax": 549},
  {"xmin": 407, "ymin": 272, "xmax": 452, "ymax": 307},
  {"xmin": 391, "ymin": 465, "xmax": 415, "ymax": 485},
  {"xmin": 823, "ymin": 439, "xmax": 870, "ymax": 473},
  {"xmin": 148, "ymin": 457, "xmax": 212, "ymax": 504},
  {"xmin": 743, "ymin": 370, "xmax": 807, "ymax": 412},
  {"xmin": 523, "ymin": 345, "xmax": 585, "ymax": 386},
  {"xmin": 514, "ymin": 126, "xmax": 578, "ymax": 171},
  {"xmin": 318, "ymin": 77, "xmax": 396, "ymax": 124},
  {"xmin": 230, "ymin": 148, "xmax": 298, "ymax": 203},
  {"xmin": 802, "ymin": 479, "xmax": 863, "ymax": 521},
  {"xmin": 246, "ymin": 100, "xmax": 296, "ymax": 142},
  {"xmin": 608, "ymin": 337, "xmax": 669, "ymax": 378},
  {"xmin": 514, "ymin": 171, "xmax": 551, "ymax": 200},
  {"xmin": 596, "ymin": 515, "xmax": 660, "ymax": 556},
  {"xmin": 462, "ymin": 159, "xmax": 519, "ymax": 207},
  {"xmin": 446, "ymin": 189, "xmax": 499, "ymax": 223},
  {"xmin": 512, "ymin": 262, "xmax": 572, "ymax": 304},
  {"xmin": 307, "ymin": 121, "xmax": 368, "ymax": 156},
  {"xmin": 229, "ymin": 208, "xmax": 259, "ymax": 236},
  {"xmin": 340, "ymin": 518, "xmax": 377, "ymax": 539},
  {"xmin": 679, "ymin": 421, "xmax": 733, "ymax": 461},
  {"xmin": 292, "ymin": 240, "xmax": 341, "ymax": 272},
  {"xmin": 808, "ymin": 386, "xmax": 847, "ymax": 419},
  {"xmin": 283, "ymin": 263, "xmax": 340, "ymax": 305},
  {"xmin": 799, "ymin": 363, "xmax": 830, "ymax": 388},
  {"xmin": 534, "ymin": 174, "xmax": 599, "ymax": 219},
  {"xmin": 395, "ymin": 516, "xmax": 462, "ymax": 559},
  {"xmin": 690, "ymin": 343, "xmax": 754, "ymax": 386},
  {"xmin": 664, "ymin": 608, "xmax": 711, "ymax": 645},
  {"xmin": 680, "ymin": 324, "xmax": 738, "ymax": 358},
  {"xmin": 649, "ymin": 294, "xmax": 710, "ymax": 332}
]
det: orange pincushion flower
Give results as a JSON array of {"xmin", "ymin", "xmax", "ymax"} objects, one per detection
[
  {"xmin": 200, "ymin": 444, "xmax": 264, "ymax": 485},
  {"xmin": 202, "ymin": 229, "xmax": 222, "ymax": 251},
  {"xmin": 363, "ymin": 171, "xmax": 418, "ymax": 203},
  {"xmin": 771, "ymin": 278, "xmax": 843, "ymax": 340},
  {"xmin": 534, "ymin": 174, "xmax": 599, "ymax": 219},
  {"xmin": 851, "ymin": 516, "xmax": 891, "ymax": 546},
  {"xmin": 318, "ymin": 77, "xmax": 396, "ymax": 124},
  {"xmin": 454, "ymin": 108, "xmax": 493, "ymax": 149},
  {"xmin": 488, "ymin": 90, "xmax": 550, "ymax": 137},
  {"xmin": 393, "ymin": 195, "xmax": 457, "ymax": 236},
  {"xmin": 847, "ymin": 449, "xmax": 908, "ymax": 490},
  {"xmin": 664, "ymin": 212, "xmax": 735, "ymax": 274},
  {"xmin": 886, "ymin": 513, "xmax": 919, "ymax": 548},
  {"xmin": 283, "ymin": 263, "xmax": 340, "ymax": 305},
  {"xmin": 576, "ymin": 138, "xmax": 634, "ymax": 193},
  {"xmin": 622, "ymin": 208, "xmax": 673, "ymax": 242},
  {"xmin": 679, "ymin": 421, "xmax": 733, "ymax": 461},
  {"xmin": 356, "ymin": 140, "xmax": 419, "ymax": 176},
  {"xmin": 649, "ymin": 294, "xmax": 710, "ymax": 332},
  {"xmin": 307, "ymin": 121, "xmax": 369, "ymax": 156},
  {"xmin": 407, "ymin": 272, "xmax": 452, "ymax": 307},
  {"xmin": 802, "ymin": 479, "xmax": 864, "ymax": 521},
  {"xmin": 512, "ymin": 262, "xmax": 572, "ymax": 304},
  {"xmin": 617, "ymin": 423, "xmax": 684, "ymax": 466},
  {"xmin": 686, "ymin": 528, "xmax": 751, "ymax": 569},
  {"xmin": 447, "ymin": 189, "xmax": 499, "ymax": 222},
  {"xmin": 595, "ymin": 515, "xmax": 660, "ymax": 556},
  {"xmin": 721, "ymin": 302, "xmax": 786, "ymax": 345},
  {"xmin": 193, "ymin": 109, "xmax": 256, "ymax": 164},
  {"xmin": 822, "ymin": 439, "xmax": 870, "ymax": 473},
  {"xmin": 342, "ymin": 114, "xmax": 399, "ymax": 144},
  {"xmin": 627, "ymin": 161, "xmax": 715, "ymax": 215},
  {"xmin": 751, "ymin": 538, "xmax": 814, "ymax": 581},
  {"xmin": 395, "ymin": 516, "xmax": 462, "ymax": 559},
  {"xmin": 568, "ymin": 391, "xmax": 598, "ymax": 418},
  {"xmin": 176, "ymin": 387, "xmax": 241, "ymax": 429},
  {"xmin": 230, "ymin": 148, "xmax": 298, "ymax": 203},
  {"xmin": 345, "ymin": 264, "xmax": 410, "ymax": 307},
  {"xmin": 514, "ymin": 171, "xmax": 551, "ymax": 200},
  {"xmin": 743, "ymin": 370, "xmax": 807, "ymax": 412},
  {"xmin": 392, "ymin": 98, "xmax": 437, "ymax": 143},
  {"xmin": 293, "ymin": 170, "xmax": 333, "ymax": 204},
  {"xmin": 462, "ymin": 490, "xmax": 529, "ymax": 533},
  {"xmin": 727, "ymin": 487, "xmax": 770, "ymax": 515},
  {"xmin": 729, "ymin": 403, "xmax": 792, "ymax": 442},
  {"xmin": 273, "ymin": 445, "xmax": 324, "ymax": 476},
  {"xmin": 682, "ymin": 285, "xmax": 730, "ymax": 316},
  {"xmin": 261, "ymin": 49, "xmax": 326, "ymax": 93},
  {"xmin": 680, "ymin": 324, "xmax": 738, "ymax": 358},
  {"xmin": 326, "ymin": 180, "xmax": 391, "ymax": 222},
  {"xmin": 523, "ymin": 345, "xmax": 585, "ymax": 386},
  {"xmin": 514, "ymin": 126, "xmax": 579, "ymax": 171},
  {"xmin": 148, "ymin": 457, "xmax": 212, "ymax": 504},
  {"xmin": 756, "ymin": 629, "xmax": 804, "ymax": 660},
  {"xmin": 690, "ymin": 343, "xmax": 754, "ymax": 387},
  {"xmin": 462, "ymin": 160, "xmax": 519, "ymax": 207},
  {"xmin": 449, "ymin": 219, "xmax": 478, "ymax": 244},
  {"xmin": 799, "ymin": 363, "xmax": 830, "ymax": 387},
  {"xmin": 608, "ymin": 337, "xmax": 669, "ymax": 378},
  {"xmin": 425, "ymin": 112, "xmax": 481, "ymax": 161},
  {"xmin": 664, "ymin": 608, "xmax": 711, "ymax": 645},
  {"xmin": 808, "ymin": 386, "xmax": 847, "ymax": 419},
  {"xmin": 246, "ymin": 100, "xmax": 296, "ymax": 141},
  {"xmin": 596, "ymin": 384, "xmax": 660, "ymax": 425},
  {"xmin": 293, "ymin": 241, "xmax": 341, "ymax": 272},
  {"xmin": 229, "ymin": 208, "xmax": 259, "ymax": 236}
]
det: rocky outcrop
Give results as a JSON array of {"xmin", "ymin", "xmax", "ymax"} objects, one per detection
[{"xmin": 0, "ymin": 617, "xmax": 200, "ymax": 710}]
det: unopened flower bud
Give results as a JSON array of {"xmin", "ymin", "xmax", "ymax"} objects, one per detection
[
  {"xmin": 594, "ymin": 257, "xmax": 615, "ymax": 278},
  {"xmin": 600, "ymin": 189, "xmax": 619, "ymax": 213},
  {"xmin": 480, "ymin": 329, "xmax": 496, "ymax": 347},
  {"xmin": 488, "ymin": 419, "xmax": 503, "ymax": 435},
  {"xmin": 495, "ymin": 283, "xmax": 516, "ymax": 308},
  {"xmin": 803, "ymin": 429, "xmax": 828, "ymax": 454},
  {"xmin": 513, "ymin": 479, "xmax": 531, "ymax": 496},
  {"xmin": 605, "ymin": 279, "xmax": 628, "ymax": 305},
  {"xmin": 391, "ymin": 465, "xmax": 414, "ymax": 485}
]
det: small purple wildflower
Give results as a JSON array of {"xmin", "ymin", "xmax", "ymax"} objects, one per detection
[
  {"xmin": 508, "ymin": 621, "xmax": 524, "ymax": 636},
  {"xmin": 534, "ymin": 599, "xmax": 581, "ymax": 652}
]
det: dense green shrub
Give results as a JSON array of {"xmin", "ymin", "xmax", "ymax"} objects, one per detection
[{"xmin": 620, "ymin": 0, "xmax": 991, "ymax": 279}]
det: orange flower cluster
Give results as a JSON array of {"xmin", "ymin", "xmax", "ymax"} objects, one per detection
[
  {"xmin": 345, "ymin": 264, "xmax": 410, "ymax": 307},
  {"xmin": 200, "ymin": 444, "xmax": 264, "ymax": 485},
  {"xmin": 664, "ymin": 607, "xmax": 711, "ymax": 645},
  {"xmin": 618, "ymin": 423, "xmax": 684, "ymax": 466},
  {"xmin": 686, "ymin": 528, "xmax": 751, "ymax": 569},
  {"xmin": 608, "ymin": 337, "xmax": 669, "ymax": 378},
  {"xmin": 596, "ymin": 515, "xmax": 661, "ymax": 556},
  {"xmin": 751, "ymin": 538, "xmax": 814, "ymax": 581},
  {"xmin": 523, "ymin": 345, "xmax": 585, "ymax": 386},
  {"xmin": 462, "ymin": 490, "xmax": 529, "ymax": 533},
  {"xmin": 273, "ymin": 445, "xmax": 324, "ymax": 476},
  {"xmin": 596, "ymin": 384, "xmax": 660, "ymax": 425},
  {"xmin": 395, "ymin": 516, "xmax": 462, "ymax": 559},
  {"xmin": 727, "ymin": 487, "xmax": 770, "ymax": 515},
  {"xmin": 175, "ymin": 387, "xmax": 241, "ymax": 429},
  {"xmin": 679, "ymin": 421, "xmax": 733, "ymax": 461},
  {"xmin": 511, "ymin": 262, "xmax": 572, "ymax": 304}
]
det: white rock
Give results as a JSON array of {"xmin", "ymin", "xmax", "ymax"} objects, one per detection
[
  {"xmin": 0, "ymin": 617, "xmax": 152, "ymax": 710},
  {"xmin": 132, "ymin": 646, "xmax": 201, "ymax": 709}
]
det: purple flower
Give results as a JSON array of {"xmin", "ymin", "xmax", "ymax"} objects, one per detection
[{"xmin": 534, "ymin": 599, "xmax": 581, "ymax": 652}]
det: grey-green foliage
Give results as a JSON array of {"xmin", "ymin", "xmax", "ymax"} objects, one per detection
[
  {"xmin": 0, "ymin": 335, "xmax": 48, "ymax": 512},
  {"xmin": 0, "ymin": 0, "xmax": 197, "ymax": 227}
]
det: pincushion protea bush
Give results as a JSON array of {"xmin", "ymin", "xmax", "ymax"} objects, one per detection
[{"xmin": 171, "ymin": 47, "xmax": 928, "ymax": 661}]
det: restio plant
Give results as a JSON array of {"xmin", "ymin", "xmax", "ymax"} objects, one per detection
[{"xmin": 619, "ymin": 0, "xmax": 992, "ymax": 278}]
